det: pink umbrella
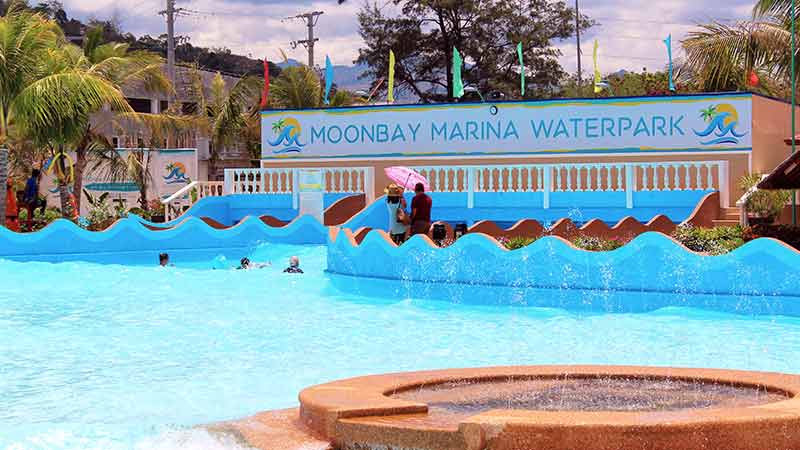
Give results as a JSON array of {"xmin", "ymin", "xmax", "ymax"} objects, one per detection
[{"xmin": 384, "ymin": 166, "xmax": 429, "ymax": 192}]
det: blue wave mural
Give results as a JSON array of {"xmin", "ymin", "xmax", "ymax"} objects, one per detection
[
  {"xmin": 0, "ymin": 215, "xmax": 327, "ymax": 264},
  {"xmin": 328, "ymin": 230, "xmax": 800, "ymax": 314}
]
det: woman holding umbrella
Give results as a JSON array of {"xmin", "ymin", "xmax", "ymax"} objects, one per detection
[{"xmin": 384, "ymin": 166, "xmax": 432, "ymax": 237}]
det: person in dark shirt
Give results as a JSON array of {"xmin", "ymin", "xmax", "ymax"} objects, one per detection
[
  {"xmin": 22, "ymin": 169, "xmax": 41, "ymax": 228},
  {"xmin": 283, "ymin": 255, "xmax": 303, "ymax": 273},
  {"xmin": 410, "ymin": 182, "xmax": 432, "ymax": 236}
]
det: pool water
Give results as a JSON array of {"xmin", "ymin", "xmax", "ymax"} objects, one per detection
[{"xmin": 2, "ymin": 243, "xmax": 800, "ymax": 450}]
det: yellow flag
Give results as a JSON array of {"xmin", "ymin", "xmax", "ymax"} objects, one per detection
[
  {"xmin": 593, "ymin": 40, "xmax": 602, "ymax": 93},
  {"xmin": 388, "ymin": 50, "xmax": 395, "ymax": 103}
]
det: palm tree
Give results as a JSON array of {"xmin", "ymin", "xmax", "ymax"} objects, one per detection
[
  {"xmin": 271, "ymin": 66, "xmax": 323, "ymax": 109},
  {"xmin": 182, "ymin": 68, "xmax": 261, "ymax": 178},
  {"xmin": 70, "ymin": 26, "xmax": 172, "ymax": 212},
  {"xmin": 683, "ymin": 0, "xmax": 798, "ymax": 94},
  {"xmin": 0, "ymin": 4, "xmax": 61, "ymax": 226},
  {"xmin": 14, "ymin": 43, "xmax": 132, "ymax": 216}
]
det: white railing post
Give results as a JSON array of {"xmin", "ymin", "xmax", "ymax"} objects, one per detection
[
  {"xmin": 223, "ymin": 169, "xmax": 233, "ymax": 195},
  {"xmin": 467, "ymin": 167, "xmax": 475, "ymax": 209},
  {"xmin": 292, "ymin": 168, "xmax": 300, "ymax": 209},
  {"xmin": 364, "ymin": 167, "xmax": 375, "ymax": 204},
  {"xmin": 719, "ymin": 161, "xmax": 730, "ymax": 208},
  {"xmin": 543, "ymin": 165, "xmax": 551, "ymax": 209},
  {"xmin": 625, "ymin": 164, "xmax": 635, "ymax": 208}
]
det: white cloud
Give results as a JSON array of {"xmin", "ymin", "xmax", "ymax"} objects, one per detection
[{"xmin": 63, "ymin": 0, "xmax": 756, "ymax": 73}]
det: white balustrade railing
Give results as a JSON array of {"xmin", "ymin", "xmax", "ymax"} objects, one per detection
[
  {"xmin": 161, "ymin": 180, "xmax": 224, "ymax": 222},
  {"xmin": 414, "ymin": 161, "xmax": 729, "ymax": 209},
  {"xmin": 223, "ymin": 167, "xmax": 375, "ymax": 209}
]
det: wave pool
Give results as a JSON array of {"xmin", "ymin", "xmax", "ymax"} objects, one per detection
[{"xmin": 2, "ymin": 243, "xmax": 800, "ymax": 450}]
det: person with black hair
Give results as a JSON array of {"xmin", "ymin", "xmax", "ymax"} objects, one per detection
[
  {"xmin": 22, "ymin": 169, "xmax": 41, "ymax": 228},
  {"xmin": 410, "ymin": 182, "xmax": 432, "ymax": 236},
  {"xmin": 159, "ymin": 253, "xmax": 170, "ymax": 266}
]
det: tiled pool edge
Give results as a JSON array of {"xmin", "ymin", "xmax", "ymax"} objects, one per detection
[{"xmin": 222, "ymin": 366, "xmax": 800, "ymax": 450}]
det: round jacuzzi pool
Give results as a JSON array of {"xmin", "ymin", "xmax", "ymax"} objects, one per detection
[{"xmin": 297, "ymin": 366, "xmax": 800, "ymax": 450}]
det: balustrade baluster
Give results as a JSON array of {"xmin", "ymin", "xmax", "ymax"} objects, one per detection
[
  {"xmin": 695, "ymin": 163, "xmax": 702, "ymax": 190},
  {"xmin": 616, "ymin": 165, "xmax": 623, "ymax": 191},
  {"xmin": 683, "ymin": 164, "xmax": 690, "ymax": 190}
]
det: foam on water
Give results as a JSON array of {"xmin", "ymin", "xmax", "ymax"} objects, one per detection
[{"xmin": 2, "ymin": 243, "xmax": 800, "ymax": 449}]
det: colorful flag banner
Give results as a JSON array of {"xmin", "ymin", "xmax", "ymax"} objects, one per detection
[
  {"xmin": 664, "ymin": 34, "xmax": 676, "ymax": 92},
  {"xmin": 452, "ymin": 47, "xmax": 464, "ymax": 99},
  {"xmin": 260, "ymin": 58, "xmax": 270, "ymax": 108},
  {"xmin": 517, "ymin": 42, "xmax": 525, "ymax": 96},
  {"xmin": 324, "ymin": 55, "xmax": 333, "ymax": 105},
  {"xmin": 388, "ymin": 50, "xmax": 396, "ymax": 103},
  {"xmin": 593, "ymin": 40, "xmax": 602, "ymax": 93}
]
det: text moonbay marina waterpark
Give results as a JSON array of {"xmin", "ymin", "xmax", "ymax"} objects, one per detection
[{"xmin": 309, "ymin": 115, "xmax": 688, "ymax": 145}]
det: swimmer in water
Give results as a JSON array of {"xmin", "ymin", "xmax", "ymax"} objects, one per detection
[
  {"xmin": 237, "ymin": 257, "xmax": 270, "ymax": 270},
  {"xmin": 283, "ymin": 255, "xmax": 303, "ymax": 274}
]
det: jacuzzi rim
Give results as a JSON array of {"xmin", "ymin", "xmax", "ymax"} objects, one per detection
[{"xmin": 298, "ymin": 365, "xmax": 800, "ymax": 443}]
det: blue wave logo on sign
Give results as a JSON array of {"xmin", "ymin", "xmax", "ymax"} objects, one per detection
[
  {"xmin": 693, "ymin": 103, "xmax": 747, "ymax": 145},
  {"xmin": 268, "ymin": 117, "xmax": 305, "ymax": 154},
  {"xmin": 163, "ymin": 162, "xmax": 189, "ymax": 185}
]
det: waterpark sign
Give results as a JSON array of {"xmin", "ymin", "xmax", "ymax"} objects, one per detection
[{"xmin": 261, "ymin": 94, "xmax": 753, "ymax": 159}]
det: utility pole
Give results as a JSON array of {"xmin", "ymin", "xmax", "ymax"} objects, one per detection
[
  {"xmin": 286, "ymin": 11, "xmax": 323, "ymax": 67},
  {"xmin": 159, "ymin": 0, "xmax": 183, "ymax": 87},
  {"xmin": 575, "ymin": 0, "xmax": 582, "ymax": 93}
]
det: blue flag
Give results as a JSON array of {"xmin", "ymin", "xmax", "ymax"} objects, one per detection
[
  {"xmin": 324, "ymin": 55, "xmax": 333, "ymax": 104},
  {"xmin": 664, "ymin": 35, "xmax": 675, "ymax": 92}
]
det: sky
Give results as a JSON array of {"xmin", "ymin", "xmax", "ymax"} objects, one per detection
[{"xmin": 61, "ymin": 0, "xmax": 757, "ymax": 74}]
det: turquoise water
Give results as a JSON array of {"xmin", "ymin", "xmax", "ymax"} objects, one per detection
[{"xmin": 2, "ymin": 243, "xmax": 800, "ymax": 450}]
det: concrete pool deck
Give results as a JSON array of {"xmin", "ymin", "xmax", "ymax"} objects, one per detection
[{"xmin": 220, "ymin": 366, "xmax": 800, "ymax": 450}]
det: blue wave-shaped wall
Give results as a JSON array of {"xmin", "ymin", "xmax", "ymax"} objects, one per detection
[
  {"xmin": 327, "ymin": 230, "xmax": 800, "ymax": 314},
  {"xmin": 0, "ymin": 215, "xmax": 328, "ymax": 264}
]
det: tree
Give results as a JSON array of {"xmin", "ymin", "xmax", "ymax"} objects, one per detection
[
  {"xmin": 184, "ymin": 70, "xmax": 261, "ymax": 178},
  {"xmin": 69, "ymin": 26, "xmax": 171, "ymax": 212},
  {"xmin": 682, "ymin": 0, "xmax": 798, "ymax": 96},
  {"xmin": 559, "ymin": 69, "xmax": 697, "ymax": 98},
  {"xmin": 270, "ymin": 65, "xmax": 361, "ymax": 109},
  {"xmin": 0, "ymin": 3, "xmax": 61, "ymax": 226},
  {"xmin": 14, "ymin": 43, "xmax": 132, "ymax": 215},
  {"xmin": 356, "ymin": 0, "xmax": 591, "ymax": 102},
  {"xmin": 271, "ymin": 66, "xmax": 322, "ymax": 109}
]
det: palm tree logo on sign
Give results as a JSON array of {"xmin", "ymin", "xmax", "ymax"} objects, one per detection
[
  {"xmin": 693, "ymin": 103, "xmax": 747, "ymax": 145},
  {"xmin": 268, "ymin": 117, "xmax": 305, "ymax": 154}
]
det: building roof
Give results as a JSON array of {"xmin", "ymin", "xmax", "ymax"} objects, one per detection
[{"xmin": 758, "ymin": 150, "xmax": 800, "ymax": 189}]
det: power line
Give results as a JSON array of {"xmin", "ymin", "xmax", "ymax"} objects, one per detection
[{"xmin": 592, "ymin": 16, "xmax": 750, "ymax": 26}]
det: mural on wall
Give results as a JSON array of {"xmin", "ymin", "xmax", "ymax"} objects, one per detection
[
  {"xmin": 163, "ymin": 162, "xmax": 190, "ymax": 185},
  {"xmin": 40, "ymin": 149, "xmax": 198, "ymax": 215},
  {"xmin": 262, "ymin": 94, "xmax": 754, "ymax": 159}
]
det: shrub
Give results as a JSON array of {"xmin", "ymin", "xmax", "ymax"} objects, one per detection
[
  {"xmin": 572, "ymin": 236, "xmax": 625, "ymax": 251},
  {"xmin": 743, "ymin": 224, "xmax": 800, "ymax": 250},
  {"xmin": 503, "ymin": 236, "xmax": 536, "ymax": 250},
  {"xmin": 671, "ymin": 224, "xmax": 744, "ymax": 255},
  {"xmin": 19, "ymin": 207, "xmax": 62, "ymax": 232},
  {"xmin": 739, "ymin": 173, "xmax": 792, "ymax": 221}
]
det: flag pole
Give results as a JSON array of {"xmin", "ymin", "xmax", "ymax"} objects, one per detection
[{"xmin": 792, "ymin": 0, "xmax": 797, "ymax": 225}]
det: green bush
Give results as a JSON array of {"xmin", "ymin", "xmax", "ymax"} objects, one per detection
[
  {"xmin": 19, "ymin": 207, "xmax": 62, "ymax": 232},
  {"xmin": 502, "ymin": 236, "xmax": 537, "ymax": 250},
  {"xmin": 671, "ymin": 225, "xmax": 744, "ymax": 255},
  {"xmin": 740, "ymin": 173, "xmax": 792, "ymax": 221},
  {"xmin": 572, "ymin": 236, "xmax": 625, "ymax": 251}
]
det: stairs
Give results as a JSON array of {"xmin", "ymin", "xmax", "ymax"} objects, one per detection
[{"xmin": 712, "ymin": 208, "xmax": 740, "ymax": 227}]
